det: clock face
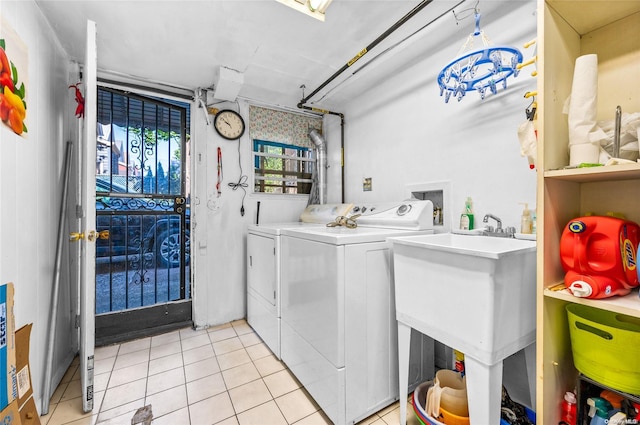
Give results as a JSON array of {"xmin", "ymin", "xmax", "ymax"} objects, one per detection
[{"xmin": 214, "ymin": 110, "xmax": 245, "ymax": 140}]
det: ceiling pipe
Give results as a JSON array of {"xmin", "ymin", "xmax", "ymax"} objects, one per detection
[
  {"xmin": 297, "ymin": 0, "xmax": 436, "ymax": 203},
  {"xmin": 313, "ymin": 0, "xmax": 467, "ymax": 104},
  {"xmin": 298, "ymin": 0, "xmax": 434, "ymax": 108}
]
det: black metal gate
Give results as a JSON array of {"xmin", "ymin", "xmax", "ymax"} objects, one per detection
[{"xmin": 94, "ymin": 87, "xmax": 191, "ymax": 345}]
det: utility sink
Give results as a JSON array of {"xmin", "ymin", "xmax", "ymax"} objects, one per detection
[
  {"xmin": 390, "ymin": 233, "xmax": 536, "ymax": 363},
  {"xmin": 391, "ymin": 233, "xmax": 537, "ymax": 425}
]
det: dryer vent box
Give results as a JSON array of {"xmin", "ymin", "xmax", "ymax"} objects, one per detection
[{"xmin": 213, "ymin": 66, "xmax": 244, "ymax": 102}]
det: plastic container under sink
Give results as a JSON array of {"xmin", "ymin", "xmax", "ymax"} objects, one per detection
[
  {"xmin": 412, "ymin": 381, "xmax": 536, "ymax": 425},
  {"xmin": 413, "ymin": 381, "xmax": 465, "ymax": 425}
]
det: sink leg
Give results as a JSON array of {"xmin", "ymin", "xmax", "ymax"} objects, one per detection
[
  {"xmin": 524, "ymin": 342, "xmax": 536, "ymax": 408},
  {"xmin": 398, "ymin": 321, "xmax": 411, "ymax": 425},
  {"xmin": 464, "ymin": 355, "xmax": 503, "ymax": 425}
]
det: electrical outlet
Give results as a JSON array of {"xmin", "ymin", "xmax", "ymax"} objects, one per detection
[{"xmin": 363, "ymin": 177, "xmax": 372, "ymax": 191}]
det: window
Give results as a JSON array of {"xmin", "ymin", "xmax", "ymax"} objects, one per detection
[
  {"xmin": 249, "ymin": 105, "xmax": 322, "ymax": 195},
  {"xmin": 253, "ymin": 139, "xmax": 314, "ymax": 194}
]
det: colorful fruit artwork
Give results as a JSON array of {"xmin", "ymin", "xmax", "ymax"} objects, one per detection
[{"xmin": 0, "ymin": 38, "xmax": 27, "ymax": 135}]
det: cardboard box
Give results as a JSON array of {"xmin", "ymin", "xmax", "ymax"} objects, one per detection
[
  {"xmin": 15, "ymin": 325, "xmax": 39, "ymax": 425},
  {"xmin": 0, "ymin": 399, "xmax": 21, "ymax": 424},
  {"xmin": 19, "ymin": 397, "xmax": 37, "ymax": 425},
  {"xmin": 15, "ymin": 325, "xmax": 32, "ymax": 408},
  {"xmin": 0, "ymin": 283, "xmax": 16, "ymax": 410}
]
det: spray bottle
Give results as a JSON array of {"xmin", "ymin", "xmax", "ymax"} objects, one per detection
[
  {"xmin": 587, "ymin": 397, "xmax": 613, "ymax": 425},
  {"xmin": 632, "ymin": 402, "xmax": 640, "ymax": 421},
  {"xmin": 459, "ymin": 197, "xmax": 474, "ymax": 230},
  {"xmin": 561, "ymin": 391, "xmax": 577, "ymax": 425}
]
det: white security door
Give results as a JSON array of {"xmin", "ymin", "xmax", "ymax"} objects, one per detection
[{"xmin": 79, "ymin": 19, "xmax": 97, "ymax": 413}]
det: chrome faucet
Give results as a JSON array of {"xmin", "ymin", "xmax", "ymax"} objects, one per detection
[
  {"xmin": 483, "ymin": 213, "xmax": 502, "ymax": 230},
  {"xmin": 482, "ymin": 213, "xmax": 515, "ymax": 238}
]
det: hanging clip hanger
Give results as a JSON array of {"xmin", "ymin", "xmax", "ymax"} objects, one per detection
[{"xmin": 525, "ymin": 91, "xmax": 537, "ymax": 121}]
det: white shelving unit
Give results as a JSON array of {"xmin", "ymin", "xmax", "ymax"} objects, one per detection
[{"xmin": 537, "ymin": 1, "xmax": 640, "ymax": 423}]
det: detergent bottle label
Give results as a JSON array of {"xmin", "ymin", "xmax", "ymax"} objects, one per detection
[{"xmin": 622, "ymin": 237, "xmax": 637, "ymax": 272}]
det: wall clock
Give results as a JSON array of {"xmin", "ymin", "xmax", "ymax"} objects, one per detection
[{"xmin": 214, "ymin": 109, "xmax": 245, "ymax": 140}]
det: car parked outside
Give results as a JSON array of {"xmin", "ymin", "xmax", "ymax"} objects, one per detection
[{"xmin": 95, "ymin": 177, "xmax": 190, "ymax": 268}]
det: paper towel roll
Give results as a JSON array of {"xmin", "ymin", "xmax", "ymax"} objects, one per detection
[
  {"xmin": 570, "ymin": 143, "xmax": 600, "ymax": 166},
  {"xmin": 568, "ymin": 54, "xmax": 598, "ymax": 146}
]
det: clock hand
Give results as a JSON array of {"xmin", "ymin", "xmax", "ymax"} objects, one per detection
[{"xmin": 222, "ymin": 117, "xmax": 231, "ymax": 127}]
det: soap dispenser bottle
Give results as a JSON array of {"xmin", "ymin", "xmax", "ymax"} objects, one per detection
[
  {"xmin": 520, "ymin": 203, "xmax": 533, "ymax": 234},
  {"xmin": 459, "ymin": 197, "xmax": 474, "ymax": 230}
]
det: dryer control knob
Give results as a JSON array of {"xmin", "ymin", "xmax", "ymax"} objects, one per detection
[{"xmin": 397, "ymin": 204, "xmax": 412, "ymax": 216}]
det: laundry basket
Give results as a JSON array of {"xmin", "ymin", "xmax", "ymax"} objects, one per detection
[{"xmin": 567, "ymin": 303, "xmax": 640, "ymax": 395}]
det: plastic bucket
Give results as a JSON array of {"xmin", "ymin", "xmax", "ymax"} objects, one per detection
[
  {"xmin": 413, "ymin": 381, "xmax": 447, "ymax": 425},
  {"xmin": 426, "ymin": 370, "xmax": 469, "ymax": 418},
  {"xmin": 413, "ymin": 380, "xmax": 536, "ymax": 425}
]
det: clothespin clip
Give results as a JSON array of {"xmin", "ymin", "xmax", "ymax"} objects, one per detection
[{"xmin": 518, "ymin": 39, "xmax": 538, "ymax": 76}]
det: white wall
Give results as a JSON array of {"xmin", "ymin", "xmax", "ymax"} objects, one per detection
[
  {"xmin": 0, "ymin": 0, "xmax": 77, "ymax": 411},
  {"xmin": 339, "ymin": 1, "xmax": 538, "ymax": 229}
]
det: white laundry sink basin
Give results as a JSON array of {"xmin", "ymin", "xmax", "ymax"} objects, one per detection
[
  {"xmin": 389, "ymin": 233, "xmax": 536, "ymax": 365},
  {"xmin": 393, "ymin": 232, "xmax": 535, "ymax": 258}
]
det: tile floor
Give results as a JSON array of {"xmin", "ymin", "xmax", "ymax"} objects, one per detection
[{"xmin": 42, "ymin": 319, "xmax": 419, "ymax": 425}]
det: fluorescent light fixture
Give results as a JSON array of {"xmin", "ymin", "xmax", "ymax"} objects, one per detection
[{"xmin": 276, "ymin": 0, "xmax": 333, "ymax": 21}]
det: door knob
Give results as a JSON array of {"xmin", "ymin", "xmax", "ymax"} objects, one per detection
[
  {"xmin": 69, "ymin": 230, "xmax": 107, "ymax": 242},
  {"xmin": 69, "ymin": 232, "xmax": 85, "ymax": 242}
]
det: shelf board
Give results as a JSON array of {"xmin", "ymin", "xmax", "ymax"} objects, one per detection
[
  {"xmin": 579, "ymin": 375, "xmax": 640, "ymax": 405},
  {"xmin": 544, "ymin": 285, "xmax": 640, "ymax": 318},
  {"xmin": 544, "ymin": 163, "xmax": 640, "ymax": 182}
]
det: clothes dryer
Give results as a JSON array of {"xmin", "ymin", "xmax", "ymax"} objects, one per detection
[{"xmin": 246, "ymin": 203, "xmax": 353, "ymax": 359}]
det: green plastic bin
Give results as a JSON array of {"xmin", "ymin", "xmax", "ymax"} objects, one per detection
[{"xmin": 566, "ymin": 303, "xmax": 640, "ymax": 395}]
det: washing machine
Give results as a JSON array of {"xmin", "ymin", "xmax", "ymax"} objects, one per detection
[
  {"xmin": 246, "ymin": 203, "xmax": 353, "ymax": 359},
  {"xmin": 279, "ymin": 199, "xmax": 436, "ymax": 425}
]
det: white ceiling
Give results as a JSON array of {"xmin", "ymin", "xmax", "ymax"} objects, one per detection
[{"xmin": 34, "ymin": 0, "xmax": 519, "ymax": 110}]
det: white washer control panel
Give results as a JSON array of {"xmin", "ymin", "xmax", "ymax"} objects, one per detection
[{"xmin": 352, "ymin": 200, "xmax": 434, "ymax": 230}]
